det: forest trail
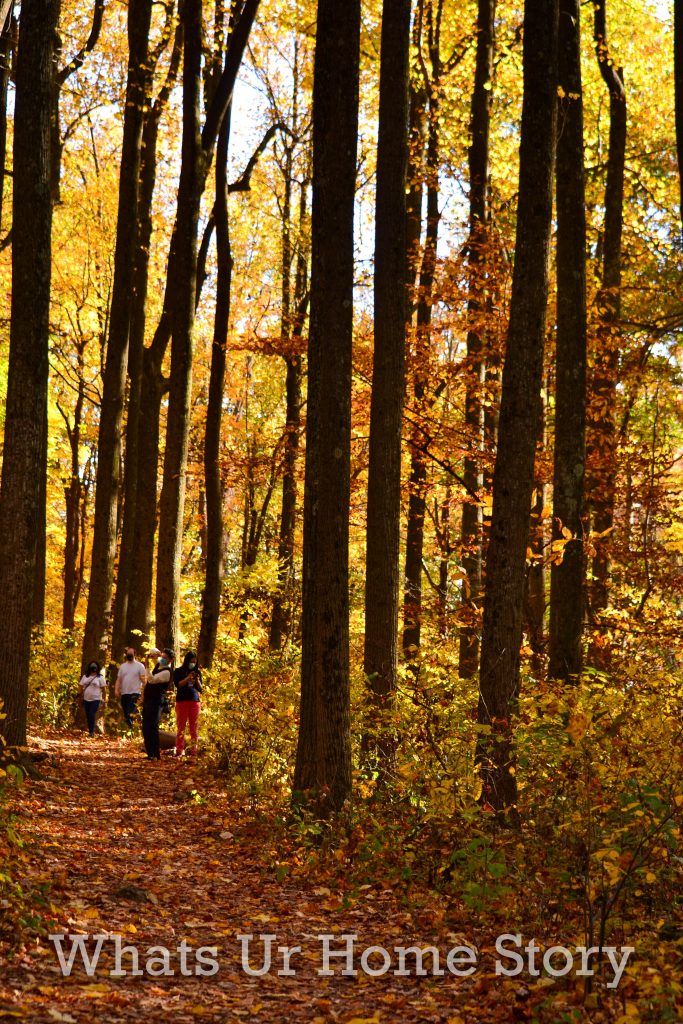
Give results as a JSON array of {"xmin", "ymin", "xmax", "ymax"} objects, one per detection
[{"xmin": 0, "ymin": 734, "xmax": 502, "ymax": 1024}]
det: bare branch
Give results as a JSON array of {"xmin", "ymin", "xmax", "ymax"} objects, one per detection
[
  {"xmin": 228, "ymin": 122, "xmax": 285, "ymax": 192},
  {"xmin": 58, "ymin": 0, "xmax": 106, "ymax": 86}
]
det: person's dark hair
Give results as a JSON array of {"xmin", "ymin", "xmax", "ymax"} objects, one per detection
[
  {"xmin": 183, "ymin": 650, "xmax": 197, "ymax": 667},
  {"xmin": 87, "ymin": 660, "xmax": 101, "ymax": 675},
  {"xmin": 163, "ymin": 647, "xmax": 175, "ymax": 663}
]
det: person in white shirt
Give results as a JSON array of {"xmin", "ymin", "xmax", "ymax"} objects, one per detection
[
  {"xmin": 115, "ymin": 647, "xmax": 147, "ymax": 729},
  {"xmin": 79, "ymin": 662, "xmax": 106, "ymax": 737}
]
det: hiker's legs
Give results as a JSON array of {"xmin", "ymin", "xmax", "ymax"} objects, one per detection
[
  {"xmin": 186, "ymin": 702, "xmax": 200, "ymax": 754},
  {"xmin": 121, "ymin": 692, "xmax": 139, "ymax": 729},
  {"xmin": 84, "ymin": 699, "xmax": 100, "ymax": 737},
  {"xmin": 175, "ymin": 702, "xmax": 191, "ymax": 755}
]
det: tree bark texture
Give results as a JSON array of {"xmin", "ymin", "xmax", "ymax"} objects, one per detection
[
  {"xmin": 477, "ymin": 0, "xmax": 558, "ymax": 813},
  {"xmin": 524, "ymin": 397, "xmax": 547, "ymax": 676},
  {"xmin": 197, "ymin": 105, "xmax": 233, "ymax": 668},
  {"xmin": 0, "ymin": 0, "xmax": 60, "ymax": 747},
  {"xmin": 588, "ymin": 0, "xmax": 625, "ymax": 619},
  {"xmin": 403, "ymin": 91, "xmax": 440, "ymax": 660},
  {"xmin": 293, "ymin": 0, "xmax": 361, "ymax": 814},
  {"xmin": 62, "ymin": 371, "xmax": 87, "ymax": 631},
  {"xmin": 32, "ymin": 399, "xmax": 48, "ymax": 628},
  {"xmin": 403, "ymin": 3, "xmax": 444, "ymax": 662},
  {"xmin": 548, "ymin": 0, "xmax": 587, "ymax": 682},
  {"xmin": 458, "ymin": 0, "xmax": 496, "ymax": 679},
  {"xmin": 269, "ymin": 171, "xmax": 308, "ymax": 653},
  {"xmin": 363, "ymin": 0, "xmax": 411, "ymax": 738}
]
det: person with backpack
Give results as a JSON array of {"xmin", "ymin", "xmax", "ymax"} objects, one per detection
[
  {"xmin": 173, "ymin": 650, "xmax": 203, "ymax": 758},
  {"xmin": 79, "ymin": 661, "xmax": 106, "ymax": 737},
  {"xmin": 141, "ymin": 648, "xmax": 174, "ymax": 760}
]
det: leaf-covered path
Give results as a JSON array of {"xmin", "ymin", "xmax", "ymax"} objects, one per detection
[
  {"xmin": 0, "ymin": 734, "xmax": 495, "ymax": 1024},
  {"xmin": 0, "ymin": 734, "xmax": 639, "ymax": 1024}
]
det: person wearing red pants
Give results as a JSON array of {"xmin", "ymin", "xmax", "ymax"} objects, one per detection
[{"xmin": 173, "ymin": 651, "xmax": 202, "ymax": 757}]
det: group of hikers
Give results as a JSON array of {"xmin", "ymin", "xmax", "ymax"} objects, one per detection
[{"xmin": 78, "ymin": 647, "xmax": 202, "ymax": 760}]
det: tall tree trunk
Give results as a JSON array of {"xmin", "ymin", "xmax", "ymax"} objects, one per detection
[
  {"xmin": 112, "ymin": 14, "xmax": 183, "ymax": 657},
  {"xmin": 124, "ymin": 341, "xmax": 168, "ymax": 648},
  {"xmin": 268, "ymin": 352, "xmax": 302, "ymax": 649},
  {"xmin": 477, "ymin": 0, "xmax": 558, "ymax": 814},
  {"xmin": 363, "ymin": 0, "xmax": 411, "ymax": 756},
  {"xmin": 588, "ymin": 0, "xmax": 625, "ymax": 619},
  {"xmin": 269, "ymin": 174, "xmax": 308, "ymax": 653},
  {"xmin": 437, "ymin": 482, "xmax": 452, "ymax": 635},
  {"xmin": 403, "ymin": 0, "xmax": 448, "ymax": 662},
  {"xmin": 403, "ymin": 79, "xmax": 440, "ymax": 661},
  {"xmin": 0, "ymin": 0, "xmax": 60, "ymax": 748},
  {"xmin": 197, "ymin": 106, "xmax": 232, "ymax": 668},
  {"xmin": 32, "ymin": 400, "xmax": 48, "ymax": 628},
  {"xmin": 524, "ymin": 400, "xmax": 546, "ymax": 675},
  {"xmin": 405, "ymin": 55, "xmax": 426, "ymax": 301},
  {"xmin": 82, "ymin": 0, "xmax": 154, "ymax": 668},
  {"xmin": 548, "ymin": 0, "xmax": 587, "ymax": 682},
  {"xmin": 293, "ymin": 0, "xmax": 361, "ymax": 814},
  {"xmin": 458, "ymin": 0, "xmax": 496, "ymax": 678},
  {"xmin": 62, "ymin": 377, "xmax": 86, "ymax": 631},
  {"xmin": 155, "ymin": 0, "xmax": 260, "ymax": 651},
  {"xmin": 401, "ymin": 36, "xmax": 426, "ymax": 659}
]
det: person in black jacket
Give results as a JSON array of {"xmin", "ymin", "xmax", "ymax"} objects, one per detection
[
  {"xmin": 173, "ymin": 650, "xmax": 203, "ymax": 758},
  {"xmin": 142, "ymin": 648, "xmax": 174, "ymax": 760}
]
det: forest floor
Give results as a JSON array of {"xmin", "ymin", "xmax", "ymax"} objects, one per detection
[{"xmin": 0, "ymin": 733, "xmax": 647, "ymax": 1024}]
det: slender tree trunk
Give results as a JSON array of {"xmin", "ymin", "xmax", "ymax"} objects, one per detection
[
  {"xmin": 197, "ymin": 106, "xmax": 232, "ymax": 668},
  {"xmin": 524, "ymin": 401, "xmax": 546, "ymax": 676},
  {"xmin": 293, "ymin": 0, "xmax": 361, "ymax": 814},
  {"xmin": 400, "ymin": 55, "xmax": 426, "ymax": 659},
  {"xmin": 458, "ymin": 0, "xmax": 495, "ymax": 678},
  {"xmin": 405, "ymin": 61, "xmax": 426, "ymax": 302},
  {"xmin": 548, "ymin": 0, "xmax": 587, "ymax": 681},
  {"xmin": 363, "ymin": 0, "xmax": 411, "ymax": 755},
  {"xmin": 268, "ymin": 352, "xmax": 302, "ymax": 648},
  {"xmin": 269, "ymin": 172, "xmax": 307, "ymax": 653},
  {"xmin": 403, "ymin": 1, "xmax": 453, "ymax": 663},
  {"xmin": 437, "ymin": 483, "xmax": 451, "ymax": 635},
  {"xmin": 588, "ymin": 0, "xmax": 625, "ymax": 619},
  {"xmin": 82, "ymin": 0, "xmax": 154, "ymax": 667},
  {"xmin": 477, "ymin": 0, "xmax": 558, "ymax": 814},
  {"xmin": 62, "ymin": 380, "xmax": 86, "ymax": 631},
  {"xmin": 124, "ymin": 342, "xmax": 168, "ymax": 648},
  {"xmin": 32, "ymin": 397, "xmax": 48, "ymax": 629},
  {"xmin": 403, "ymin": 72, "xmax": 440, "ymax": 661},
  {"xmin": 0, "ymin": 0, "xmax": 60, "ymax": 747}
]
